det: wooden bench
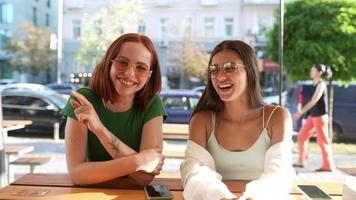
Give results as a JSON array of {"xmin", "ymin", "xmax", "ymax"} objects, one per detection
[
  {"xmin": 10, "ymin": 156, "xmax": 52, "ymax": 173},
  {"xmin": 4, "ymin": 146, "xmax": 35, "ymax": 183},
  {"xmin": 163, "ymin": 124, "xmax": 189, "ymax": 140},
  {"xmin": 163, "ymin": 150, "xmax": 185, "ymax": 159}
]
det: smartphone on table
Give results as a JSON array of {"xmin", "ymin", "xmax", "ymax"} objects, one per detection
[
  {"xmin": 144, "ymin": 185, "xmax": 173, "ymax": 200},
  {"xmin": 297, "ymin": 185, "xmax": 332, "ymax": 200}
]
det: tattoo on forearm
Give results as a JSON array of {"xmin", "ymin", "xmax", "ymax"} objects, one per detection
[{"xmin": 109, "ymin": 134, "xmax": 120, "ymax": 158}]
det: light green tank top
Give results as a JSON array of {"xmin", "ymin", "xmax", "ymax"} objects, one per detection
[{"xmin": 207, "ymin": 106, "xmax": 279, "ymax": 180}]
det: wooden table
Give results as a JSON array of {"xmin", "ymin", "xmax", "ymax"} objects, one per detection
[
  {"xmin": 163, "ymin": 124, "xmax": 189, "ymax": 140},
  {"xmin": 2, "ymin": 120, "xmax": 33, "ymax": 138},
  {"xmin": 3, "ymin": 120, "xmax": 32, "ymax": 127},
  {"xmin": 10, "ymin": 173, "xmax": 247, "ymax": 192},
  {"xmin": 5, "ymin": 146, "xmax": 34, "ymax": 156},
  {"xmin": 1, "ymin": 121, "xmax": 33, "ymax": 146},
  {"xmin": 0, "ymin": 185, "xmax": 186, "ymax": 200},
  {"xmin": 4, "ymin": 173, "xmax": 343, "ymax": 199},
  {"xmin": 0, "ymin": 184, "xmax": 343, "ymax": 200}
]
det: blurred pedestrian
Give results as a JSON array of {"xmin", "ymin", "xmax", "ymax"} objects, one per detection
[{"xmin": 292, "ymin": 64, "xmax": 334, "ymax": 172}]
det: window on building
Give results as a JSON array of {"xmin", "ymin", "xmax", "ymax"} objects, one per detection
[
  {"xmin": 138, "ymin": 24, "xmax": 146, "ymax": 34},
  {"xmin": 46, "ymin": 14, "xmax": 50, "ymax": 27},
  {"xmin": 183, "ymin": 17, "xmax": 192, "ymax": 35},
  {"xmin": 204, "ymin": 17, "xmax": 215, "ymax": 37},
  {"xmin": 47, "ymin": 0, "xmax": 51, "ymax": 8},
  {"xmin": 201, "ymin": 0, "xmax": 218, "ymax": 6},
  {"xmin": 33, "ymin": 7, "xmax": 37, "ymax": 26},
  {"xmin": 0, "ymin": 3, "xmax": 13, "ymax": 24},
  {"xmin": 160, "ymin": 18, "xmax": 168, "ymax": 38},
  {"xmin": 66, "ymin": 0, "xmax": 84, "ymax": 8},
  {"xmin": 73, "ymin": 20, "xmax": 81, "ymax": 39},
  {"xmin": 0, "ymin": 29, "xmax": 11, "ymax": 49},
  {"xmin": 157, "ymin": 0, "xmax": 171, "ymax": 6},
  {"xmin": 224, "ymin": 17, "xmax": 234, "ymax": 37}
]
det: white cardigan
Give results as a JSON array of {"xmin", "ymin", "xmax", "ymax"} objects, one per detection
[{"xmin": 180, "ymin": 140, "xmax": 295, "ymax": 200}]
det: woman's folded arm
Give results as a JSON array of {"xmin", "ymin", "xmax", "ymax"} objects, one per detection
[{"xmin": 181, "ymin": 140, "xmax": 237, "ymax": 200}]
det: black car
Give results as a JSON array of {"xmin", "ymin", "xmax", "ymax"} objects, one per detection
[
  {"xmin": 286, "ymin": 82, "xmax": 356, "ymax": 141},
  {"xmin": 1, "ymin": 87, "xmax": 68, "ymax": 137}
]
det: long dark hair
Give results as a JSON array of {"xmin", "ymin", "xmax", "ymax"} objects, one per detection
[
  {"xmin": 192, "ymin": 40, "xmax": 264, "ymax": 117},
  {"xmin": 89, "ymin": 33, "xmax": 162, "ymax": 112}
]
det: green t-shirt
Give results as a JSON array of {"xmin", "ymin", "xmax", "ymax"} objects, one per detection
[{"xmin": 60, "ymin": 87, "xmax": 167, "ymax": 161}]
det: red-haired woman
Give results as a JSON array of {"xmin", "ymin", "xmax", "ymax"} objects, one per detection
[{"xmin": 61, "ymin": 33, "xmax": 166, "ymax": 185}]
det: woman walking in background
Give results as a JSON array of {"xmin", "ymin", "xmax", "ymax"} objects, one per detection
[{"xmin": 293, "ymin": 64, "xmax": 334, "ymax": 172}]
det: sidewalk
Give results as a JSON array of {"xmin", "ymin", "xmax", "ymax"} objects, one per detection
[
  {"xmin": 293, "ymin": 153, "xmax": 356, "ymax": 182},
  {"xmin": 4, "ymin": 137, "xmax": 356, "ymax": 183}
]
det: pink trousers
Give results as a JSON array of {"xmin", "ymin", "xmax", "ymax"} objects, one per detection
[{"xmin": 297, "ymin": 115, "xmax": 335, "ymax": 170}]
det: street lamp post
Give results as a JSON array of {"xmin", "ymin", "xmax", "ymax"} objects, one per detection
[
  {"xmin": 278, "ymin": 0, "xmax": 284, "ymax": 105},
  {"xmin": 57, "ymin": 0, "xmax": 63, "ymax": 84}
]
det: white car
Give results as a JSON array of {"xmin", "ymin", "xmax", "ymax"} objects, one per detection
[
  {"xmin": 192, "ymin": 86, "xmax": 206, "ymax": 96},
  {"xmin": 0, "ymin": 83, "xmax": 69, "ymax": 100}
]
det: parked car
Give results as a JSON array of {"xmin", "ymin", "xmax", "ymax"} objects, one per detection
[
  {"xmin": 1, "ymin": 86, "xmax": 68, "ymax": 138},
  {"xmin": 0, "ymin": 83, "xmax": 71, "ymax": 99},
  {"xmin": 262, "ymin": 89, "xmax": 288, "ymax": 107},
  {"xmin": 0, "ymin": 83, "xmax": 50, "ymax": 92},
  {"xmin": 192, "ymin": 85, "xmax": 287, "ymax": 106},
  {"xmin": 192, "ymin": 86, "xmax": 206, "ymax": 96},
  {"xmin": 0, "ymin": 79, "xmax": 18, "ymax": 85},
  {"xmin": 286, "ymin": 82, "xmax": 356, "ymax": 142},
  {"xmin": 46, "ymin": 83, "xmax": 79, "ymax": 95},
  {"xmin": 160, "ymin": 90, "xmax": 200, "ymax": 124}
]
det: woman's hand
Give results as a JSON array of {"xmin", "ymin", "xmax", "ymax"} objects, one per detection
[
  {"xmin": 70, "ymin": 91, "xmax": 105, "ymax": 134},
  {"xmin": 136, "ymin": 147, "xmax": 164, "ymax": 174}
]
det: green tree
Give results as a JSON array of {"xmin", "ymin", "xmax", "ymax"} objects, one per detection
[
  {"xmin": 6, "ymin": 21, "xmax": 56, "ymax": 80},
  {"xmin": 266, "ymin": 0, "xmax": 356, "ymax": 141},
  {"xmin": 76, "ymin": 1, "xmax": 146, "ymax": 69}
]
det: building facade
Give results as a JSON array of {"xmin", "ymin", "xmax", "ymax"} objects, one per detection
[
  {"xmin": 62, "ymin": 0, "xmax": 279, "ymax": 88},
  {"xmin": 0, "ymin": 0, "xmax": 58, "ymax": 82}
]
